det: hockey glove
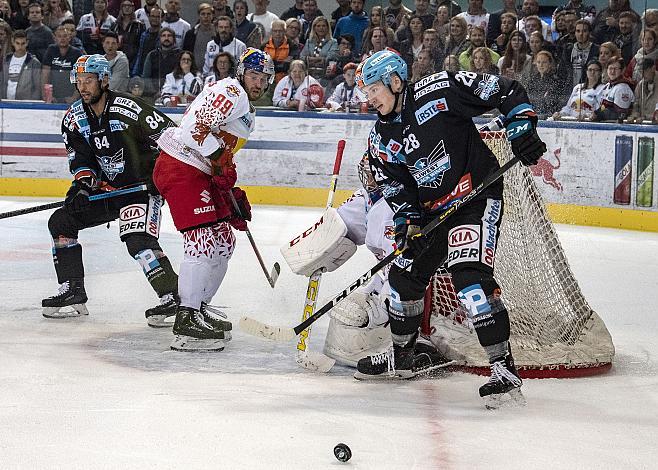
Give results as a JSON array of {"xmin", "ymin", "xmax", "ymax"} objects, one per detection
[
  {"xmin": 394, "ymin": 216, "xmax": 428, "ymax": 259},
  {"xmin": 505, "ymin": 108, "xmax": 547, "ymax": 167},
  {"xmin": 65, "ymin": 176, "xmax": 96, "ymax": 213},
  {"xmin": 212, "ymin": 166, "xmax": 237, "ymax": 190},
  {"xmin": 227, "ymin": 187, "xmax": 251, "ymax": 231},
  {"xmin": 210, "ymin": 146, "xmax": 237, "ymax": 190}
]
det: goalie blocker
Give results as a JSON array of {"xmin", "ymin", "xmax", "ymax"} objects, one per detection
[{"xmin": 281, "ymin": 208, "xmax": 357, "ymax": 277}]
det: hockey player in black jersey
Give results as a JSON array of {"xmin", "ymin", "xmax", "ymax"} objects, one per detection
[
  {"xmin": 42, "ymin": 54, "xmax": 179, "ymax": 324},
  {"xmin": 353, "ymin": 50, "xmax": 546, "ymax": 407}
]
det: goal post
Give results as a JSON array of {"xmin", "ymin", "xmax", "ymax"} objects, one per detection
[{"xmin": 421, "ymin": 131, "xmax": 615, "ymax": 379}]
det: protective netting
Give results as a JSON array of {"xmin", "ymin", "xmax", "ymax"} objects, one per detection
[{"xmin": 425, "ymin": 131, "xmax": 615, "ymax": 378}]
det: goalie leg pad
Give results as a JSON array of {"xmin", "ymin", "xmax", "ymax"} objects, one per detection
[
  {"xmin": 323, "ymin": 317, "xmax": 391, "ymax": 367},
  {"xmin": 330, "ymin": 290, "xmax": 389, "ymax": 328},
  {"xmin": 452, "ymin": 269, "xmax": 510, "ymax": 347},
  {"xmin": 280, "ymin": 207, "xmax": 358, "ymax": 276}
]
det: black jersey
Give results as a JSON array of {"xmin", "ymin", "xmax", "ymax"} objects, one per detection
[
  {"xmin": 62, "ymin": 90, "xmax": 175, "ymax": 188},
  {"xmin": 366, "ymin": 71, "xmax": 532, "ymax": 221}
]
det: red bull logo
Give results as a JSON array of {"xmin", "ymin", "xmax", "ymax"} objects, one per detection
[{"xmin": 530, "ymin": 148, "xmax": 563, "ymax": 191}]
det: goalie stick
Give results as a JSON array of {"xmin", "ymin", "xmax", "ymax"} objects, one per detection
[
  {"xmin": 0, "ymin": 184, "xmax": 149, "ymax": 220},
  {"xmin": 227, "ymin": 190, "xmax": 281, "ymax": 288},
  {"xmin": 239, "ymin": 156, "xmax": 521, "ymax": 342},
  {"xmin": 295, "ymin": 139, "xmax": 345, "ymax": 373}
]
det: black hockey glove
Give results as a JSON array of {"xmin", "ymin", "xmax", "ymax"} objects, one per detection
[
  {"xmin": 394, "ymin": 216, "xmax": 428, "ymax": 259},
  {"xmin": 65, "ymin": 176, "xmax": 96, "ymax": 213},
  {"xmin": 505, "ymin": 109, "xmax": 547, "ymax": 167}
]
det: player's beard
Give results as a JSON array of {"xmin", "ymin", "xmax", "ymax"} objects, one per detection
[
  {"xmin": 245, "ymin": 83, "xmax": 265, "ymax": 101},
  {"xmin": 81, "ymin": 83, "xmax": 106, "ymax": 105}
]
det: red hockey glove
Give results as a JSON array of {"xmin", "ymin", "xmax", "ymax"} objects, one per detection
[{"xmin": 227, "ymin": 187, "xmax": 251, "ymax": 231}]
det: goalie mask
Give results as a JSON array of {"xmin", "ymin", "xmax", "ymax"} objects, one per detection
[{"xmin": 358, "ymin": 154, "xmax": 379, "ymax": 195}]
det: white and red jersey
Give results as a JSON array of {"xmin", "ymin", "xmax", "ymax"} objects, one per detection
[
  {"xmin": 559, "ymin": 82, "xmax": 605, "ymax": 118},
  {"xmin": 599, "ymin": 81, "xmax": 634, "ymax": 113},
  {"xmin": 157, "ymin": 77, "xmax": 255, "ymax": 175}
]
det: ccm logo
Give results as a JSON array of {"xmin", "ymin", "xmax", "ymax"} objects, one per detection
[
  {"xmin": 289, "ymin": 216, "xmax": 324, "ymax": 247},
  {"xmin": 449, "ymin": 227, "xmax": 479, "ymax": 247},
  {"xmin": 120, "ymin": 205, "xmax": 146, "ymax": 221}
]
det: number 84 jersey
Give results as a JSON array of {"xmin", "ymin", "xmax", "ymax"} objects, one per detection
[
  {"xmin": 157, "ymin": 77, "xmax": 255, "ymax": 175},
  {"xmin": 62, "ymin": 90, "xmax": 175, "ymax": 187}
]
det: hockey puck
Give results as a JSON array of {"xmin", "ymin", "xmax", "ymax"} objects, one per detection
[{"xmin": 334, "ymin": 443, "xmax": 352, "ymax": 462}]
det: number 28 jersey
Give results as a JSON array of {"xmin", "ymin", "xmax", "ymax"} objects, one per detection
[
  {"xmin": 367, "ymin": 71, "xmax": 532, "ymax": 219},
  {"xmin": 157, "ymin": 77, "xmax": 255, "ymax": 175}
]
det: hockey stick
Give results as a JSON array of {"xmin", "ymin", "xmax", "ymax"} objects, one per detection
[
  {"xmin": 239, "ymin": 156, "xmax": 521, "ymax": 342},
  {"xmin": 228, "ymin": 190, "xmax": 281, "ymax": 288},
  {"xmin": 0, "ymin": 184, "xmax": 149, "ymax": 220},
  {"xmin": 295, "ymin": 139, "xmax": 345, "ymax": 372}
]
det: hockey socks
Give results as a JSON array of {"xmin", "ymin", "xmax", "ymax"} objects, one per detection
[
  {"xmin": 52, "ymin": 240, "xmax": 84, "ymax": 284},
  {"xmin": 134, "ymin": 249, "xmax": 178, "ymax": 298}
]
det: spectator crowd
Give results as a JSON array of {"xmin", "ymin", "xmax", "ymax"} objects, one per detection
[{"xmin": 0, "ymin": 0, "xmax": 657, "ymax": 122}]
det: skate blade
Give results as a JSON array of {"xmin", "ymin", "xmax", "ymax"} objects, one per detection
[
  {"xmin": 147, "ymin": 315, "xmax": 175, "ymax": 328},
  {"xmin": 484, "ymin": 388, "xmax": 527, "ymax": 410},
  {"xmin": 42, "ymin": 304, "xmax": 89, "ymax": 319},
  {"xmin": 170, "ymin": 335, "xmax": 225, "ymax": 352},
  {"xmin": 412, "ymin": 360, "xmax": 456, "ymax": 378},
  {"xmin": 353, "ymin": 369, "xmax": 416, "ymax": 381}
]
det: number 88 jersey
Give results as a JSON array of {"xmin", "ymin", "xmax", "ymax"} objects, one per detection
[{"xmin": 157, "ymin": 77, "xmax": 255, "ymax": 175}]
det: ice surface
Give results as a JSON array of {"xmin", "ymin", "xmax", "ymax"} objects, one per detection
[{"xmin": 0, "ymin": 198, "xmax": 656, "ymax": 470}]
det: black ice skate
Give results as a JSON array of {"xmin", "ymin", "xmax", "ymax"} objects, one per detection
[
  {"xmin": 170, "ymin": 306, "xmax": 226, "ymax": 352},
  {"xmin": 145, "ymin": 293, "xmax": 179, "ymax": 328},
  {"xmin": 479, "ymin": 353, "xmax": 526, "ymax": 409},
  {"xmin": 411, "ymin": 341, "xmax": 456, "ymax": 377},
  {"xmin": 354, "ymin": 342, "xmax": 416, "ymax": 380},
  {"xmin": 200, "ymin": 303, "xmax": 232, "ymax": 342},
  {"xmin": 42, "ymin": 280, "xmax": 89, "ymax": 318}
]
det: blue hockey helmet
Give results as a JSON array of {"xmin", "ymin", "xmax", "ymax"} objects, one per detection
[
  {"xmin": 70, "ymin": 54, "xmax": 112, "ymax": 84},
  {"xmin": 236, "ymin": 48, "xmax": 275, "ymax": 84},
  {"xmin": 355, "ymin": 49, "xmax": 407, "ymax": 90}
]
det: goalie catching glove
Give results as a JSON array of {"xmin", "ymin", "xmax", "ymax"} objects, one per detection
[{"xmin": 505, "ymin": 106, "xmax": 547, "ymax": 167}]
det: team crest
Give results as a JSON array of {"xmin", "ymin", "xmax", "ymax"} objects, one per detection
[
  {"xmin": 410, "ymin": 140, "xmax": 451, "ymax": 188},
  {"xmin": 98, "ymin": 148, "xmax": 125, "ymax": 181},
  {"xmin": 475, "ymin": 74, "xmax": 500, "ymax": 100},
  {"xmin": 225, "ymin": 85, "xmax": 240, "ymax": 97}
]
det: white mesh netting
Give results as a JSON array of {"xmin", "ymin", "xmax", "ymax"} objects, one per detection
[{"xmin": 424, "ymin": 131, "xmax": 615, "ymax": 378}]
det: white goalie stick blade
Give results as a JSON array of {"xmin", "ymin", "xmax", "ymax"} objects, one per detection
[
  {"xmin": 42, "ymin": 304, "xmax": 89, "ymax": 319},
  {"xmin": 238, "ymin": 316, "xmax": 297, "ymax": 342},
  {"xmin": 296, "ymin": 349, "xmax": 335, "ymax": 373}
]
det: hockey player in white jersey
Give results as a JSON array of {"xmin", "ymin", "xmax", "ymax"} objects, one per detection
[{"xmin": 153, "ymin": 48, "xmax": 275, "ymax": 351}]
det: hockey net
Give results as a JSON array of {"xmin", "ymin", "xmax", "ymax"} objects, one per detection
[{"xmin": 421, "ymin": 131, "xmax": 615, "ymax": 378}]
